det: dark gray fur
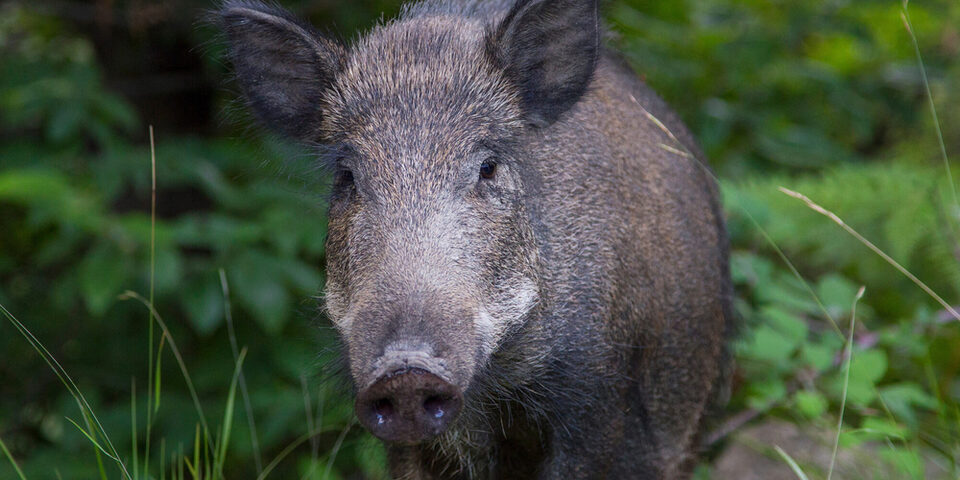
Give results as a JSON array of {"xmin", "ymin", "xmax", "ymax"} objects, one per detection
[{"xmin": 218, "ymin": 0, "xmax": 733, "ymax": 478}]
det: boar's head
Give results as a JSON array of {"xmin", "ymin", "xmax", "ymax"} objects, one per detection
[{"xmin": 218, "ymin": 0, "xmax": 599, "ymax": 444}]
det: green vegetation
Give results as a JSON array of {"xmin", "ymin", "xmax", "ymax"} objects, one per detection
[{"xmin": 1, "ymin": 0, "xmax": 958, "ymax": 478}]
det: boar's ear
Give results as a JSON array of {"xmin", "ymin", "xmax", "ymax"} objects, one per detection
[
  {"xmin": 490, "ymin": 0, "xmax": 600, "ymax": 126},
  {"xmin": 218, "ymin": 0, "xmax": 345, "ymax": 140}
]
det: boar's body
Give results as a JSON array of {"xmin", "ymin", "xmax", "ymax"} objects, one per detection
[
  {"xmin": 505, "ymin": 56, "xmax": 732, "ymax": 479},
  {"xmin": 219, "ymin": 0, "xmax": 732, "ymax": 478}
]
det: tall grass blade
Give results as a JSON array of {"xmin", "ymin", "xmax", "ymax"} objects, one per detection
[
  {"xmin": 65, "ymin": 417, "xmax": 122, "ymax": 463},
  {"xmin": 0, "ymin": 303, "xmax": 131, "ymax": 479},
  {"xmin": 183, "ymin": 457, "xmax": 198, "ymax": 480},
  {"xmin": 0, "ymin": 435, "xmax": 27, "ymax": 480},
  {"xmin": 729, "ymin": 199, "xmax": 843, "ymax": 338},
  {"xmin": 131, "ymin": 378, "xmax": 139, "ymax": 480},
  {"xmin": 827, "ymin": 286, "xmax": 865, "ymax": 480},
  {"xmin": 171, "ymin": 448, "xmax": 178, "ymax": 480},
  {"xmin": 160, "ymin": 438, "xmax": 166, "ymax": 480},
  {"xmin": 215, "ymin": 348, "xmax": 248, "ymax": 478},
  {"xmin": 145, "ymin": 125, "xmax": 158, "ymax": 480},
  {"xmin": 203, "ymin": 427, "xmax": 211, "ymax": 480},
  {"xmin": 255, "ymin": 429, "xmax": 325, "ymax": 480},
  {"xmin": 192, "ymin": 424, "xmax": 200, "ymax": 480},
  {"xmin": 299, "ymin": 375, "xmax": 320, "ymax": 480},
  {"xmin": 179, "ymin": 445, "xmax": 185, "ymax": 480},
  {"xmin": 774, "ymin": 445, "xmax": 811, "ymax": 480},
  {"xmin": 155, "ymin": 335, "xmax": 165, "ymax": 414},
  {"xmin": 779, "ymin": 187, "xmax": 960, "ymax": 323},
  {"xmin": 953, "ymin": 404, "xmax": 960, "ymax": 477},
  {"xmin": 218, "ymin": 268, "xmax": 263, "ymax": 474},
  {"xmin": 323, "ymin": 420, "xmax": 355, "ymax": 480},
  {"xmin": 79, "ymin": 404, "xmax": 109, "ymax": 480},
  {"xmin": 119, "ymin": 291, "xmax": 212, "ymax": 446},
  {"xmin": 314, "ymin": 385, "xmax": 324, "ymax": 458},
  {"xmin": 901, "ymin": 1, "xmax": 958, "ymax": 213}
]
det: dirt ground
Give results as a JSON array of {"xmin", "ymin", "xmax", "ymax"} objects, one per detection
[{"xmin": 710, "ymin": 419, "xmax": 948, "ymax": 480}]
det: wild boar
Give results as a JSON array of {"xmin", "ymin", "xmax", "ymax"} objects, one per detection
[{"xmin": 218, "ymin": 0, "xmax": 733, "ymax": 478}]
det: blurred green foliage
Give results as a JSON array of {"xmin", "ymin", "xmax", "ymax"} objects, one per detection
[
  {"xmin": 611, "ymin": 0, "xmax": 960, "ymax": 177},
  {"xmin": 1, "ymin": 0, "xmax": 959, "ymax": 478}
]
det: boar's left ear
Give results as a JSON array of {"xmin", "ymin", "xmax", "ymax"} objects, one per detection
[
  {"xmin": 490, "ymin": 0, "xmax": 600, "ymax": 126},
  {"xmin": 218, "ymin": 0, "xmax": 346, "ymax": 141}
]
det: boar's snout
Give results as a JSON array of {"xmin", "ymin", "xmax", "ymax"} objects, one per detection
[{"xmin": 355, "ymin": 363, "xmax": 463, "ymax": 445}]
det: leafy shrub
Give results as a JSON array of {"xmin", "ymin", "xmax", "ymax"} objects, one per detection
[{"xmin": 0, "ymin": 7, "xmax": 379, "ymax": 478}]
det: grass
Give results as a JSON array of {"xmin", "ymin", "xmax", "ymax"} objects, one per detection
[
  {"xmin": 901, "ymin": 0, "xmax": 958, "ymax": 214},
  {"xmin": 826, "ymin": 285, "xmax": 865, "ymax": 480},
  {"xmin": 774, "ymin": 445, "xmax": 811, "ymax": 480},
  {"xmin": 780, "ymin": 187, "xmax": 960, "ymax": 324},
  {"xmin": 0, "ymin": 128, "xmax": 346, "ymax": 480},
  {"xmin": 0, "ymin": 436, "xmax": 27, "ymax": 480},
  {"xmin": 0, "ymin": 301, "xmax": 131, "ymax": 478}
]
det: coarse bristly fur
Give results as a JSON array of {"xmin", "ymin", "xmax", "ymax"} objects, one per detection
[{"xmin": 216, "ymin": 0, "xmax": 734, "ymax": 478}]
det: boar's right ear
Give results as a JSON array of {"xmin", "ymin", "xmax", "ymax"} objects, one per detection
[
  {"xmin": 218, "ymin": 0, "xmax": 345, "ymax": 141},
  {"xmin": 490, "ymin": 0, "xmax": 600, "ymax": 126}
]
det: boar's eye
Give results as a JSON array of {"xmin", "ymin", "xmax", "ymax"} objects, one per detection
[
  {"xmin": 479, "ymin": 160, "xmax": 497, "ymax": 180},
  {"xmin": 323, "ymin": 143, "xmax": 356, "ymax": 191},
  {"xmin": 336, "ymin": 168, "xmax": 354, "ymax": 188}
]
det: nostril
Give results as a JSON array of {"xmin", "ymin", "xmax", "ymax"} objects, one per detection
[
  {"xmin": 373, "ymin": 398, "xmax": 394, "ymax": 424},
  {"xmin": 356, "ymin": 368, "xmax": 463, "ymax": 444},
  {"xmin": 422, "ymin": 395, "xmax": 447, "ymax": 419}
]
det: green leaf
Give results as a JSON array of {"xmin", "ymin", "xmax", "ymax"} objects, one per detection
[
  {"xmin": 849, "ymin": 349, "xmax": 887, "ymax": 384},
  {"xmin": 762, "ymin": 306, "xmax": 808, "ymax": 343},
  {"xmin": 825, "ymin": 350, "xmax": 883, "ymax": 407},
  {"xmin": 230, "ymin": 251, "xmax": 291, "ymax": 335},
  {"xmin": 737, "ymin": 324, "xmax": 797, "ymax": 364},
  {"xmin": 153, "ymin": 246, "xmax": 184, "ymax": 296},
  {"xmin": 879, "ymin": 324, "xmax": 928, "ymax": 357},
  {"xmin": 859, "ymin": 417, "xmax": 907, "ymax": 440},
  {"xmin": 46, "ymin": 102, "xmax": 84, "ymax": 143},
  {"xmin": 801, "ymin": 342, "xmax": 836, "ymax": 372},
  {"xmin": 844, "ymin": 415, "xmax": 910, "ymax": 446},
  {"xmin": 270, "ymin": 338, "xmax": 321, "ymax": 380},
  {"xmin": 182, "ymin": 274, "xmax": 225, "ymax": 336},
  {"xmin": 793, "ymin": 390, "xmax": 828, "ymax": 419},
  {"xmin": 77, "ymin": 243, "xmax": 128, "ymax": 316},
  {"xmin": 276, "ymin": 258, "xmax": 322, "ymax": 294},
  {"xmin": 756, "ymin": 274, "xmax": 820, "ymax": 315},
  {"xmin": 838, "ymin": 429, "xmax": 867, "ymax": 448},
  {"xmin": 834, "ymin": 377, "xmax": 876, "ymax": 407},
  {"xmin": 878, "ymin": 383, "xmax": 938, "ymax": 426},
  {"xmin": 0, "ymin": 170, "xmax": 71, "ymax": 205},
  {"xmin": 816, "ymin": 273, "xmax": 858, "ymax": 314},
  {"xmin": 879, "ymin": 447, "xmax": 925, "ymax": 479},
  {"xmin": 91, "ymin": 91, "xmax": 138, "ymax": 133},
  {"xmin": 746, "ymin": 377, "xmax": 786, "ymax": 410},
  {"xmin": 730, "ymin": 251, "xmax": 774, "ymax": 286}
]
